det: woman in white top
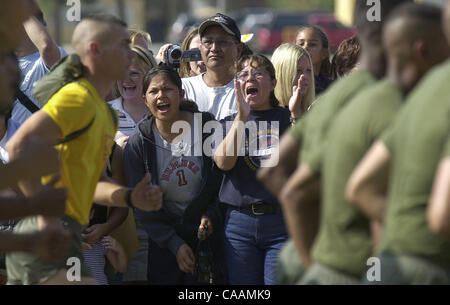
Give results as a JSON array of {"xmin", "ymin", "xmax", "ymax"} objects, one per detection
[{"xmin": 109, "ymin": 45, "xmax": 156, "ymax": 145}]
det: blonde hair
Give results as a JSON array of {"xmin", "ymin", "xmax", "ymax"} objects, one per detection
[
  {"xmin": 271, "ymin": 43, "xmax": 315, "ymax": 111},
  {"xmin": 129, "ymin": 29, "xmax": 152, "ymax": 49},
  {"xmin": 130, "ymin": 45, "xmax": 156, "ymax": 74}
]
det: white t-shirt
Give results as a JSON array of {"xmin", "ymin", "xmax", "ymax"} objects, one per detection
[
  {"xmin": 182, "ymin": 73, "xmax": 237, "ymax": 120},
  {"xmin": 152, "ymin": 124, "xmax": 204, "ymax": 217},
  {"xmin": 0, "ymin": 119, "xmax": 21, "ymax": 164},
  {"xmin": 108, "ymin": 97, "xmax": 146, "ymax": 140},
  {"xmin": 12, "ymin": 47, "xmax": 67, "ymax": 124}
]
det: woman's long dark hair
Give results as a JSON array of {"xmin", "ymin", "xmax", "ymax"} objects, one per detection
[{"xmin": 296, "ymin": 26, "xmax": 331, "ymax": 78}]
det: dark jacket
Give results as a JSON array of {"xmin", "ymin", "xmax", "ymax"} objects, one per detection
[{"xmin": 123, "ymin": 101, "xmax": 223, "ymax": 256}]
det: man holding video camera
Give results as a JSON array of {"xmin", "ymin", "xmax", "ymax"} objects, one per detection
[{"xmin": 180, "ymin": 13, "xmax": 243, "ymax": 120}]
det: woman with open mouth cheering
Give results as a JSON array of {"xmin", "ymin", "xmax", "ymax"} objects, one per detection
[
  {"xmin": 123, "ymin": 64, "xmax": 225, "ymax": 284},
  {"xmin": 213, "ymin": 54, "xmax": 292, "ymax": 285}
]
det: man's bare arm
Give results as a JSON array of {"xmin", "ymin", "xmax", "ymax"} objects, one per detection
[
  {"xmin": 94, "ymin": 167, "xmax": 162, "ymax": 212},
  {"xmin": 6, "ymin": 110, "xmax": 65, "ymax": 229},
  {"xmin": 428, "ymin": 157, "xmax": 450, "ymax": 240},
  {"xmin": 6, "ymin": 110, "xmax": 62, "ymax": 195},
  {"xmin": 279, "ymin": 163, "xmax": 320, "ymax": 269},
  {"xmin": 23, "ymin": 15, "xmax": 60, "ymax": 68},
  {"xmin": 0, "ymin": 175, "xmax": 66, "ymax": 221},
  {"xmin": 0, "ymin": 226, "xmax": 70, "ymax": 262},
  {"xmin": 346, "ymin": 141, "xmax": 391, "ymax": 222},
  {"xmin": 257, "ymin": 133, "xmax": 300, "ymax": 197}
]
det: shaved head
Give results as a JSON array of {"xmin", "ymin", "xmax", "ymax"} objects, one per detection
[
  {"xmin": 384, "ymin": 3, "xmax": 447, "ymax": 67},
  {"xmin": 354, "ymin": 0, "xmax": 412, "ymax": 46},
  {"xmin": 72, "ymin": 14, "xmax": 128, "ymax": 58},
  {"xmin": 383, "ymin": 3, "xmax": 449, "ymax": 93},
  {"xmin": 70, "ymin": 14, "xmax": 133, "ymax": 90}
]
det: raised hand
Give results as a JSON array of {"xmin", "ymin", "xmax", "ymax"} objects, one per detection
[
  {"xmin": 176, "ymin": 243, "xmax": 195, "ymax": 274},
  {"xmin": 289, "ymin": 75, "xmax": 309, "ymax": 118},
  {"xmin": 234, "ymin": 78, "xmax": 250, "ymax": 119},
  {"xmin": 131, "ymin": 173, "xmax": 163, "ymax": 211}
]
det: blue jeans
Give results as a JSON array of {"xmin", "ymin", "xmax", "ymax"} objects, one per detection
[{"xmin": 224, "ymin": 206, "xmax": 288, "ymax": 285}]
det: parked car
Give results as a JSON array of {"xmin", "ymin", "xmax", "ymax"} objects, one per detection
[
  {"xmin": 308, "ymin": 13, "xmax": 357, "ymax": 52},
  {"xmin": 251, "ymin": 10, "xmax": 356, "ymax": 55},
  {"xmin": 255, "ymin": 11, "xmax": 309, "ymax": 54}
]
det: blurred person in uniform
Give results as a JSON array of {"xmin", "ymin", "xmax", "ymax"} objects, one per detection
[
  {"xmin": 258, "ymin": 0, "xmax": 412, "ymax": 285},
  {"xmin": 298, "ymin": 2, "xmax": 449, "ymax": 285},
  {"xmin": 346, "ymin": 0, "xmax": 450, "ymax": 285}
]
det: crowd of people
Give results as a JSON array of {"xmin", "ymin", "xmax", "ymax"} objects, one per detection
[{"xmin": 0, "ymin": 0, "xmax": 449, "ymax": 285}]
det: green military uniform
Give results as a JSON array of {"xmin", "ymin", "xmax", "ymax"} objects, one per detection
[
  {"xmin": 277, "ymin": 70, "xmax": 377, "ymax": 284},
  {"xmin": 290, "ymin": 70, "xmax": 376, "ymax": 169},
  {"xmin": 300, "ymin": 80, "xmax": 404, "ymax": 285},
  {"xmin": 372, "ymin": 60, "xmax": 450, "ymax": 284},
  {"xmin": 276, "ymin": 239, "xmax": 306, "ymax": 285},
  {"xmin": 6, "ymin": 216, "xmax": 92, "ymax": 285}
]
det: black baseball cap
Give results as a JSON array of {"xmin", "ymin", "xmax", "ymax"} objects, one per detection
[{"xmin": 199, "ymin": 13, "xmax": 241, "ymax": 42}]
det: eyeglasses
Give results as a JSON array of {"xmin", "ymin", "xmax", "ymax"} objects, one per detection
[
  {"xmin": 200, "ymin": 38, "xmax": 236, "ymax": 49},
  {"xmin": 236, "ymin": 69, "xmax": 266, "ymax": 81}
]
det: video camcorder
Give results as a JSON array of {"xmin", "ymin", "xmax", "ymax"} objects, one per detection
[{"xmin": 165, "ymin": 45, "xmax": 202, "ymax": 69}]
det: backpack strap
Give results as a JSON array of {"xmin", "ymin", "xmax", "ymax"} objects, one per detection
[
  {"xmin": 16, "ymin": 90, "xmax": 40, "ymax": 114},
  {"xmin": 56, "ymin": 81, "xmax": 96, "ymax": 144},
  {"xmin": 106, "ymin": 142, "xmax": 118, "ymax": 178},
  {"xmin": 57, "ymin": 117, "xmax": 95, "ymax": 144}
]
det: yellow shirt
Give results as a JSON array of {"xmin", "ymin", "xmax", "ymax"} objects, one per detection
[{"xmin": 42, "ymin": 78, "xmax": 117, "ymax": 225}]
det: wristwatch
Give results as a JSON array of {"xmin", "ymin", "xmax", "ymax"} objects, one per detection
[{"xmin": 125, "ymin": 189, "xmax": 135, "ymax": 208}]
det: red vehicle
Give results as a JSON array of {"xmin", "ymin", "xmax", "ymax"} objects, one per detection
[
  {"xmin": 255, "ymin": 11, "xmax": 308, "ymax": 54},
  {"xmin": 254, "ymin": 11, "xmax": 356, "ymax": 54},
  {"xmin": 308, "ymin": 13, "xmax": 357, "ymax": 52}
]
